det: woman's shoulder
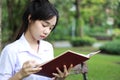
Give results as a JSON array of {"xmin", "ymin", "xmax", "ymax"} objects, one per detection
[{"xmin": 2, "ymin": 40, "xmax": 21, "ymax": 53}]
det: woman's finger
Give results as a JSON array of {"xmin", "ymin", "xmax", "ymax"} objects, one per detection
[
  {"xmin": 29, "ymin": 67, "xmax": 42, "ymax": 73},
  {"xmin": 63, "ymin": 65, "xmax": 68, "ymax": 76},
  {"xmin": 56, "ymin": 67, "xmax": 63, "ymax": 75},
  {"xmin": 68, "ymin": 64, "xmax": 73, "ymax": 72},
  {"xmin": 22, "ymin": 60, "xmax": 42, "ymax": 75},
  {"xmin": 52, "ymin": 73, "xmax": 60, "ymax": 78}
]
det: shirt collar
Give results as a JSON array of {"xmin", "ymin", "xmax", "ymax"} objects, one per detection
[{"xmin": 18, "ymin": 34, "xmax": 33, "ymax": 52}]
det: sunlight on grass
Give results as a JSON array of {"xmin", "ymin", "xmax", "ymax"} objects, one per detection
[{"xmin": 87, "ymin": 54, "xmax": 120, "ymax": 80}]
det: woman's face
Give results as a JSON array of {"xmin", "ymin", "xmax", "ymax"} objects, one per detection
[{"xmin": 27, "ymin": 16, "xmax": 57, "ymax": 41}]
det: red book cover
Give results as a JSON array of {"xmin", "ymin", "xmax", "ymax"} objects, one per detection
[{"xmin": 35, "ymin": 50, "xmax": 100, "ymax": 78}]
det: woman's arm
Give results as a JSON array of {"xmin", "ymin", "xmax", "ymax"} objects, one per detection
[
  {"xmin": 9, "ymin": 61, "xmax": 42, "ymax": 80},
  {"xmin": 9, "ymin": 72, "xmax": 23, "ymax": 80}
]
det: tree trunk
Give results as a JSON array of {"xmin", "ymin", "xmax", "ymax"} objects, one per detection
[
  {"xmin": 0, "ymin": 0, "xmax": 2, "ymax": 51},
  {"xmin": 6, "ymin": 0, "xmax": 29, "ymax": 42},
  {"xmin": 6, "ymin": 0, "xmax": 21, "ymax": 41},
  {"xmin": 75, "ymin": 0, "xmax": 83, "ymax": 37}
]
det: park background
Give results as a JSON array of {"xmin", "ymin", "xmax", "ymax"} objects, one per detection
[{"xmin": 0, "ymin": 0, "xmax": 120, "ymax": 80}]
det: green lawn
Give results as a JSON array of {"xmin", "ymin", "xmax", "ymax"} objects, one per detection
[{"xmin": 54, "ymin": 47, "xmax": 120, "ymax": 80}]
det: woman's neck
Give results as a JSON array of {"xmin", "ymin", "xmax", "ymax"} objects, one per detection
[{"xmin": 24, "ymin": 31, "xmax": 39, "ymax": 53}]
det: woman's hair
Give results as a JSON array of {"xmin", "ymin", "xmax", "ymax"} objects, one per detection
[{"xmin": 16, "ymin": 0, "xmax": 59, "ymax": 40}]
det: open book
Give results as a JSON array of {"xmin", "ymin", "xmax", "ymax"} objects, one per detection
[{"xmin": 35, "ymin": 50, "xmax": 100, "ymax": 78}]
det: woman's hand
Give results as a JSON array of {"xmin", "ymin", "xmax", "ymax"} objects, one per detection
[
  {"xmin": 18, "ymin": 60, "xmax": 42, "ymax": 79},
  {"xmin": 52, "ymin": 64, "xmax": 73, "ymax": 80}
]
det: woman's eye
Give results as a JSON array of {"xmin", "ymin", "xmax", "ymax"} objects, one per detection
[{"xmin": 42, "ymin": 24, "xmax": 47, "ymax": 27}]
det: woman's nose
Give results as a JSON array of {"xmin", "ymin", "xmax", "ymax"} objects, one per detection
[{"xmin": 43, "ymin": 28, "xmax": 50, "ymax": 35}]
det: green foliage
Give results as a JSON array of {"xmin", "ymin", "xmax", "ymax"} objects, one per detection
[
  {"xmin": 100, "ymin": 40, "xmax": 120, "ymax": 55},
  {"xmin": 70, "ymin": 36, "xmax": 96, "ymax": 47},
  {"xmin": 47, "ymin": 25, "xmax": 72, "ymax": 41},
  {"xmin": 84, "ymin": 25, "xmax": 106, "ymax": 36},
  {"xmin": 2, "ymin": 0, "xmax": 29, "ymax": 43},
  {"xmin": 2, "ymin": 0, "xmax": 120, "ymax": 44},
  {"xmin": 113, "ymin": 28, "xmax": 120, "ymax": 39},
  {"xmin": 84, "ymin": 25, "xmax": 114, "ymax": 40}
]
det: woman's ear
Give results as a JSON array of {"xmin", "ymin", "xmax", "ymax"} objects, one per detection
[{"xmin": 28, "ymin": 15, "xmax": 32, "ymax": 23}]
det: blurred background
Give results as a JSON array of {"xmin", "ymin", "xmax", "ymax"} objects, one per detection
[
  {"xmin": 1, "ymin": 0, "xmax": 120, "ymax": 50},
  {"xmin": 0, "ymin": 0, "xmax": 120, "ymax": 80}
]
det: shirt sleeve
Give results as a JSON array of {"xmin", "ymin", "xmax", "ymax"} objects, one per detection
[{"xmin": 0, "ymin": 45, "xmax": 17, "ymax": 80}]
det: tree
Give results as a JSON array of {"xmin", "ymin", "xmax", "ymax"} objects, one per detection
[
  {"xmin": 2, "ymin": 0, "xmax": 120, "ymax": 43},
  {"xmin": 2, "ymin": 0, "xmax": 29, "ymax": 44},
  {"xmin": 0, "ymin": 0, "xmax": 2, "ymax": 50},
  {"xmin": 6, "ymin": 0, "xmax": 29, "ymax": 41},
  {"xmin": 74, "ymin": 0, "xmax": 83, "ymax": 37}
]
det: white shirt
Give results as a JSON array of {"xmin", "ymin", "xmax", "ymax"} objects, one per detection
[{"xmin": 0, "ymin": 34, "xmax": 54, "ymax": 80}]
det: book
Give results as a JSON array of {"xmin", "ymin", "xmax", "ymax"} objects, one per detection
[{"xmin": 35, "ymin": 50, "xmax": 100, "ymax": 78}]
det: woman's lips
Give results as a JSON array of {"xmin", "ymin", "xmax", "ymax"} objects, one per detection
[{"xmin": 40, "ymin": 35, "xmax": 46, "ymax": 39}]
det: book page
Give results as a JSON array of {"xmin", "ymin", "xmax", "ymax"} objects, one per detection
[
  {"xmin": 67, "ymin": 50, "xmax": 100, "ymax": 58},
  {"xmin": 86, "ymin": 50, "xmax": 101, "ymax": 58}
]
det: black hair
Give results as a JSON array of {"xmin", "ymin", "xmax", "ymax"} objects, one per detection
[{"xmin": 16, "ymin": 0, "xmax": 59, "ymax": 40}]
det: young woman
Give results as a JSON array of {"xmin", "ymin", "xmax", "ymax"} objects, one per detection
[{"xmin": 0, "ymin": 0, "xmax": 73, "ymax": 80}]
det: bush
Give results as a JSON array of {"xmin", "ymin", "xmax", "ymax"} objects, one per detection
[
  {"xmin": 115, "ymin": 36, "xmax": 120, "ymax": 40},
  {"xmin": 100, "ymin": 40, "xmax": 120, "ymax": 55},
  {"xmin": 113, "ymin": 28, "xmax": 120, "ymax": 40},
  {"xmin": 70, "ymin": 36, "xmax": 96, "ymax": 47}
]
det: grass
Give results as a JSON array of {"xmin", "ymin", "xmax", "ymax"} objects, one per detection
[{"xmin": 54, "ymin": 47, "xmax": 120, "ymax": 80}]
